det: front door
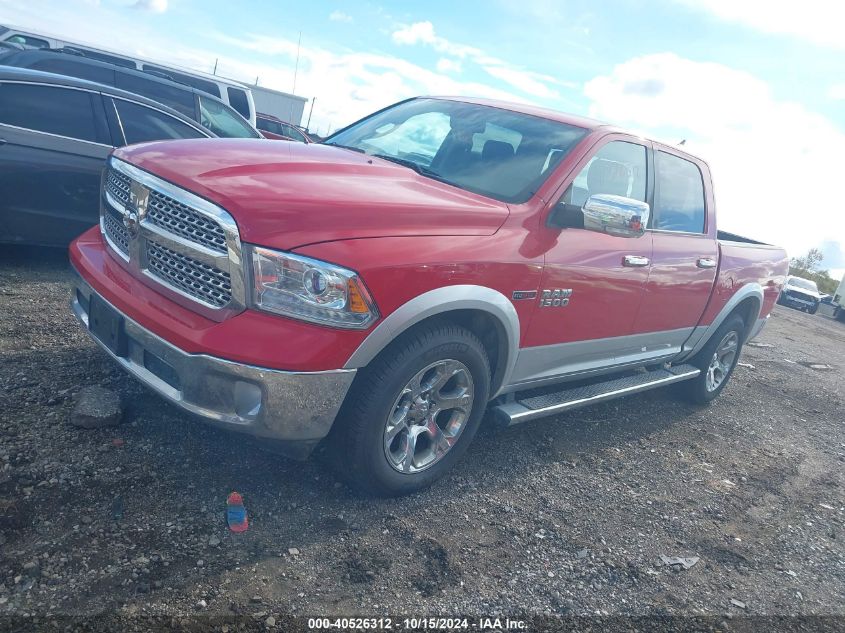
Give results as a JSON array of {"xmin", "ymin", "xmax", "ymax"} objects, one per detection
[{"xmin": 512, "ymin": 138, "xmax": 654, "ymax": 386}]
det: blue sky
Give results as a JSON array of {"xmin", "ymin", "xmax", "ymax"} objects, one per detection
[{"xmin": 2, "ymin": 0, "xmax": 844, "ymax": 276}]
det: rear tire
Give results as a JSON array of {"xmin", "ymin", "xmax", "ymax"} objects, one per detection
[
  {"xmin": 331, "ymin": 321, "xmax": 490, "ymax": 497},
  {"xmin": 681, "ymin": 315, "xmax": 745, "ymax": 405}
]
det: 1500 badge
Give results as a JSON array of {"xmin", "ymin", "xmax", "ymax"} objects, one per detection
[{"xmin": 540, "ymin": 288, "xmax": 572, "ymax": 307}]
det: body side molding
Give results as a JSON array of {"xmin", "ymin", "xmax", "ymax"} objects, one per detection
[{"xmin": 343, "ymin": 285, "xmax": 520, "ymax": 395}]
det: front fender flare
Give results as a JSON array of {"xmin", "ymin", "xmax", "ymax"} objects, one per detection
[{"xmin": 343, "ymin": 285, "xmax": 520, "ymax": 396}]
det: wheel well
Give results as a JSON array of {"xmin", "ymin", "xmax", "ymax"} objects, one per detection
[
  {"xmin": 731, "ymin": 296, "xmax": 762, "ymax": 340},
  {"xmin": 393, "ymin": 309, "xmax": 507, "ymax": 394}
]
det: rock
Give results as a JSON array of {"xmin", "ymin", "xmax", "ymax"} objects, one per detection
[
  {"xmin": 23, "ymin": 561, "xmax": 40, "ymax": 577},
  {"xmin": 251, "ymin": 595, "xmax": 263, "ymax": 603},
  {"xmin": 265, "ymin": 615, "xmax": 276, "ymax": 628},
  {"xmin": 70, "ymin": 387, "xmax": 122, "ymax": 429},
  {"xmin": 731, "ymin": 599, "xmax": 746, "ymax": 609},
  {"xmin": 196, "ymin": 599, "xmax": 207, "ymax": 609},
  {"xmin": 288, "ymin": 547, "xmax": 300, "ymax": 556},
  {"xmin": 208, "ymin": 535, "xmax": 221, "ymax": 547}
]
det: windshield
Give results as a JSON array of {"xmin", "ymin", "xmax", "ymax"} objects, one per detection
[
  {"xmin": 789, "ymin": 277, "xmax": 818, "ymax": 292},
  {"xmin": 324, "ymin": 98, "xmax": 587, "ymax": 203},
  {"xmin": 197, "ymin": 95, "xmax": 260, "ymax": 139}
]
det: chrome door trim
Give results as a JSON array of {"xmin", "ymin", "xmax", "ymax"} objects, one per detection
[{"xmin": 503, "ymin": 327, "xmax": 696, "ymax": 392}]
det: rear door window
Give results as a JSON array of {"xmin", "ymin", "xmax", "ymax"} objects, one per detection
[
  {"xmin": 654, "ymin": 151, "xmax": 706, "ymax": 233},
  {"xmin": 113, "ymin": 98, "xmax": 205, "ymax": 145},
  {"xmin": 142, "ymin": 65, "xmax": 221, "ymax": 97},
  {"xmin": 0, "ymin": 82, "xmax": 102, "ymax": 143},
  {"xmin": 227, "ymin": 87, "xmax": 251, "ymax": 119},
  {"xmin": 6, "ymin": 34, "xmax": 49, "ymax": 49},
  {"xmin": 197, "ymin": 95, "xmax": 259, "ymax": 138},
  {"xmin": 114, "ymin": 72, "xmax": 196, "ymax": 118}
]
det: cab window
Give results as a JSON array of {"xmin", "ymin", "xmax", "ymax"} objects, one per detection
[{"xmin": 654, "ymin": 151, "xmax": 706, "ymax": 233}]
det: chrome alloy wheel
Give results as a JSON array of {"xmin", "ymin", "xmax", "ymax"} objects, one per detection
[
  {"xmin": 384, "ymin": 359, "xmax": 475, "ymax": 473},
  {"xmin": 705, "ymin": 331, "xmax": 739, "ymax": 392}
]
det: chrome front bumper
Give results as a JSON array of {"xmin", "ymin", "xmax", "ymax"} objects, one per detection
[{"xmin": 71, "ymin": 271, "xmax": 356, "ymax": 455}]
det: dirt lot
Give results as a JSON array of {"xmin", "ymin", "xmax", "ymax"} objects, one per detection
[{"xmin": 0, "ymin": 246, "xmax": 843, "ymax": 631}]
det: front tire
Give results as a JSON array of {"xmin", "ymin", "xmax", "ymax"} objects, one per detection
[
  {"xmin": 808, "ymin": 303, "xmax": 818, "ymax": 315},
  {"xmin": 681, "ymin": 315, "xmax": 745, "ymax": 405},
  {"xmin": 332, "ymin": 321, "xmax": 491, "ymax": 496}
]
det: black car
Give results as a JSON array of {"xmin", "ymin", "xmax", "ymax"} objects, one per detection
[
  {"xmin": 0, "ymin": 67, "xmax": 216, "ymax": 246},
  {"xmin": 0, "ymin": 49, "xmax": 261, "ymax": 139}
]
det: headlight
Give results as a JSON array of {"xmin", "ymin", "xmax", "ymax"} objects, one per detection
[{"xmin": 248, "ymin": 245, "xmax": 378, "ymax": 329}]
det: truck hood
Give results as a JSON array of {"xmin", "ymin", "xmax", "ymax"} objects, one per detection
[{"xmin": 113, "ymin": 139, "xmax": 509, "ymax": 250}]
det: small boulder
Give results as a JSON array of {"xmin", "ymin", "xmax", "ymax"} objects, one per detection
[{"xmin": 70, "ymin": 387, "xmax": 122, "ymax": 429}]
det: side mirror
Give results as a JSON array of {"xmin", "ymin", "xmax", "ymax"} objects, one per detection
[{"xmin": 582, "ymin": 194, "xmax": 650, "ymax": 238}]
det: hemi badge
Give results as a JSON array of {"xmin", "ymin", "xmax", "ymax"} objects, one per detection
[{"xmin": 512, "ymin": 290, "xmax": 538, "ymax": 301}]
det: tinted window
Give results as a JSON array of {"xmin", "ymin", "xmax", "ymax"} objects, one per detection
[
  {"xmin": 227, "ymin": 87, "xmax": 251, "ymax": 118},
  {"xmin": 256, "ymin": 117, "xmax": 280, "ymax": 134},
  {"xmin": 6, "ymin": 34, "xmax": 48, "ymax": 49},
  {"xmin": 71, "ymin": 47, "xmax": 137, "ymax": 69},
  {"xmin": 143, "ymin": 65, "xmax": 221, "ymax": 97},
  {"xmin": 561, "ymin": 141, "xmax": 647, "ymax": 207},
  {"xmin": 0, "ymin": 83, "xmax": 99, "ymax": 142},
  {"xmin": 32, "ymin": 57, "xmax": 115, "ymax": 85},
  {"xmin": 114, "ymin": 72, "xmax": 195, "ymax": 117},
  {"xmin": 197, "ymin": 95, "xmax": 260, "ymax": 138},
  {"xmin": 655, "ymin": 151, "xmax": 706, "ymax": 233},
  {"xmin": 114, "ymin": 99, "xmax": 204, "ymax": 145},
  {"xmin": 326, "ymin": 98, "xmax": 587, "ymax": 203}
]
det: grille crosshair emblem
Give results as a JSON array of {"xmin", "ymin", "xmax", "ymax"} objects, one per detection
[{"xmin": 124, "ymin": 180, "xmax": 150, "ymax": 239}]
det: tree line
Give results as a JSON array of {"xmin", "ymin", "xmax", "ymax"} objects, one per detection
[{"xmin": 788, "ymin": 248, "xmax": 840, "ymax": 295}]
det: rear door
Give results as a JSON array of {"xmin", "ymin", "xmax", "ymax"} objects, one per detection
[
  {"xmin": 632, "ymin": 146, "xmax": 719, "ymax": 347},
  {"xmin": 0, "ymin": 81, "xmax": 112, "ymax": 246}
]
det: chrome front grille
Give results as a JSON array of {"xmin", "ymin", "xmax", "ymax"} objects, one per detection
[
  {"xmin": 103, "ymin": 210, "xmax": 130, "ymax": 255},
  {"xmin": 106, "ymin": 167, "xmax": 131, "ymax": 206},
  {"xmin": 100, "ymin": 158, "xmax": 244, "ymax": 320},
  {"xmin": 147, "ymin": 190, "xmax": 228, "ymax": 253},
  {"xmin": 146, "ymin": 241, "xmax": 232, "ymax": 307}
]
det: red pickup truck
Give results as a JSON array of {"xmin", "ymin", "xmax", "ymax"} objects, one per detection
[{"xmin": 70, "ymin": 97, "xmax": 788, "ymax": 495}]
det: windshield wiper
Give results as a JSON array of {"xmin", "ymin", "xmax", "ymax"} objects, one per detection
[
  {"xmin": 371, "ymin": 154, "xmax": 451, "ymax": 184},
  {"xmin": 321, "ymin": 142, "xmax": 366, "ymax": 153}
]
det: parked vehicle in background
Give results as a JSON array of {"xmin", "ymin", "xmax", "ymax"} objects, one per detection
[
  {"xmin": 249, "ymin": 84, "xmax": 307, "ymax": 126},
  {"xmin": 0, "ymin": 24, "xmax": 257, "ymax": 124},
  {"xmin": 832, "ymin": 272, "xmax": 845, "ymax": 322},
  {"xmin": 0, "ymin": 67, "xmax": 215, "ymax": 246},
  {"xmin": 70, "ymin": 96, "xmax": 788, "ymax": 495},
  {"xmin": 777, "ymin": 276, "xmax": 822, "ymax": 314},
  {"xmin": 0, "ymin": 49, "xmax": 261, "ymax": 139},
  {"xmin": 256, "ymin": 113, "xmax": 312, "ymax": 142}
]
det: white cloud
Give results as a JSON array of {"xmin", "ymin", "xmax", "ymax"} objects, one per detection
[
  {"xmin": 133, "ymin": 0, "xmax": 168, "ymax": 13},
  {"xmin": 391, "ymin": 20, "xmax": 569, "ymax": 100},
  {"xmin": 436, "ymin": 57, "xmax": 462, "ymax": 74},
  {"xmin": 829, "ymin": 84, "xmax": 845, "ymax": 101},
  {"xmin": 674, "ymin": 0, "xmax": 845, "ymax": 49},
  {"xmin": 328, "ymin": 10, "xmax": 352, "ymax": 23},
  {"xmin": 585, "ymin": 53, "xmax": 845, "ymax": 261}
]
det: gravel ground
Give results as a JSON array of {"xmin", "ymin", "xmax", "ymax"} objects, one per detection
[{"xmin": 0, "ymin": 246, "xmax": 843, "ymax": 631}]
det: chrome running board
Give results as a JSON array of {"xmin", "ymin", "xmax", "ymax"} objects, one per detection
[{"xmin": 492, "ymin": 364, "xmax": 700, "ymax": 426}]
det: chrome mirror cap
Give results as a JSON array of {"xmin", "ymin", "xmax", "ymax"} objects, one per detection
[{"xmin": 582, "ymin": 194, "xmax": 650, "ymax": 238}]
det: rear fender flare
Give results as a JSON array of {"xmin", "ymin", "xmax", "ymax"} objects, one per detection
[{"xmin": 680, "ymin": 283, "xmax": 764, "ymax": 360}]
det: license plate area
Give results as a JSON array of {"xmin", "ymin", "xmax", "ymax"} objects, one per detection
[{"xmin": 89, "ymin": 295, "xmax": 128, "ymax": 357}]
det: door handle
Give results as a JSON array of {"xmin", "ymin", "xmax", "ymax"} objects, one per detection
[
  {"xmin": 696, "ymin": 257, "xmax": 717, "ymax": 269},
  {"xmin": 622, "ymin": 255, "xmax": 650, "ymax": 267}
]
